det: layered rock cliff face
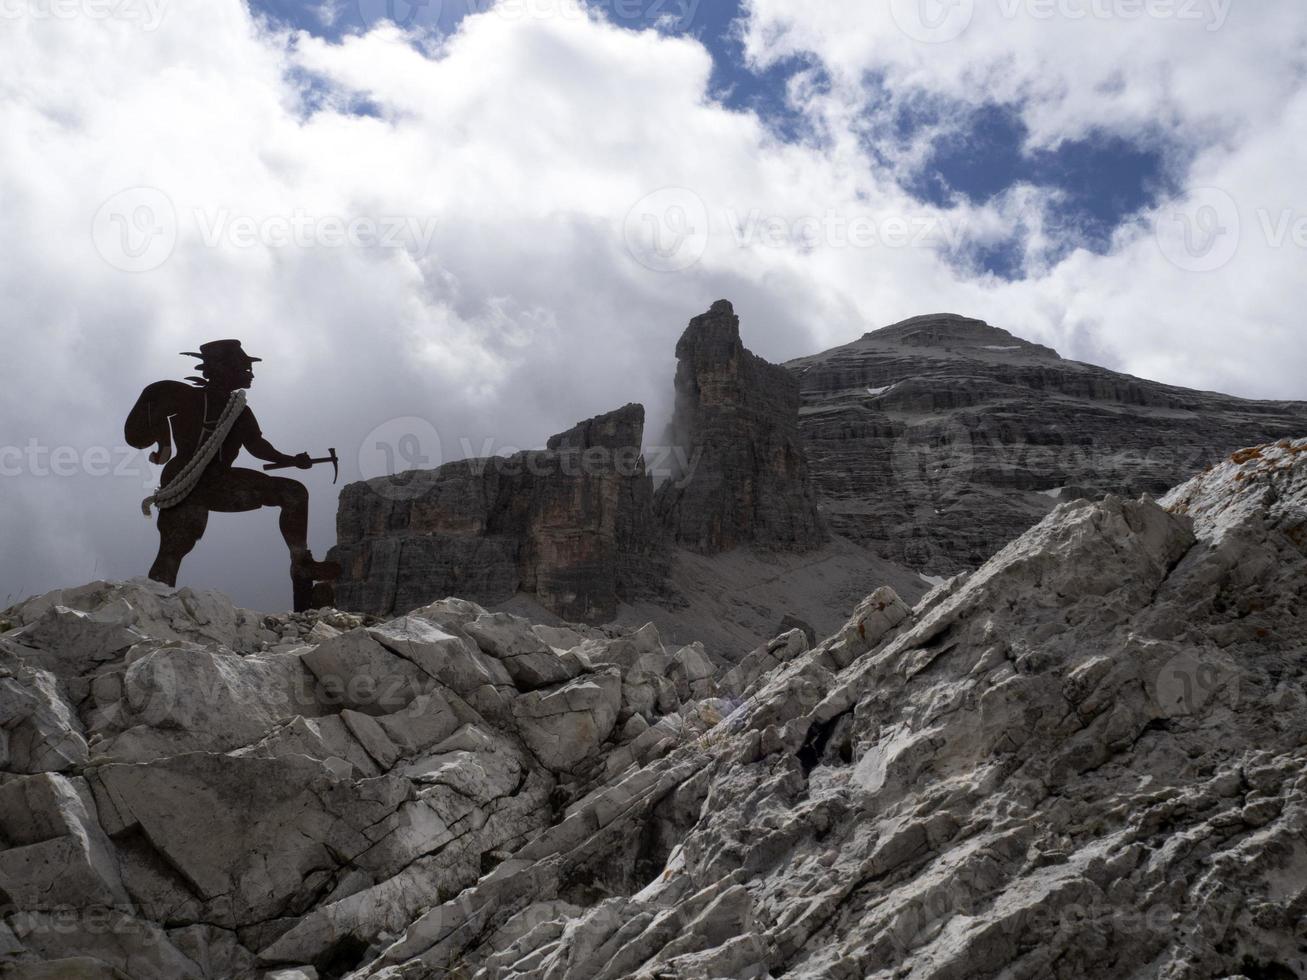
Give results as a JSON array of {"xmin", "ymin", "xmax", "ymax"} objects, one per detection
[
  {"xmin": 333, "ymin": 302, "xmax": 831, "ymax": 627},
  {"xmin": 330, "ymin": 404, "xmax": 665, "ymax": 624},
  {"xmin": 5, "ymin": 439, "xmax": 1305, "ymax": 978},
  {"xmin": 789, "ymin": 313, "xmax": 1307, "ymax": 576},
  {"xmin": 656, "ymin": 300, "xmax": 827, "ymax": 555}
]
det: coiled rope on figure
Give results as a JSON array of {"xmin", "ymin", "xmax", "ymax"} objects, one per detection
[{"xmin": 141, "ymin": 390, "xmax": 247, "ymax": 517}]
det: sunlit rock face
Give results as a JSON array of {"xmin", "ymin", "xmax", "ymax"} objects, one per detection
[
  {"xmin": 331, "ymin": 403, "xmax": 667, "ymax": 624},
  {"xmin": 4, "ymin": 440, "xmax": 1305, "ymax": 979},
  {"xmin": 0, "ymin": 582, "xmax": 713, "ymax": 977},
  {"xmin": 788, "ymin": 312, "xmax": 1307, "ymax": 575},
  {"xmin": 655, "ymin": 299, "xmax": 828, "ymax": 556}
]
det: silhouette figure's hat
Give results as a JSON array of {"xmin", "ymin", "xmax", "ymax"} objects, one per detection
[{"xmin": 180, "ymin": 340, "xmax": 262, "ymax": 364}]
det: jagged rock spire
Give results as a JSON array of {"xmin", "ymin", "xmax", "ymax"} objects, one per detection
[{"xmin": 655, "ymin": 300, "xmax": 827, "ymax": 554}]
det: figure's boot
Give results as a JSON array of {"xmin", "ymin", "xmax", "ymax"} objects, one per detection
[
  {"xmin": 290, "ymin": 551, "xmax": 342, "ymax": 613},
  {"xmin": 292, "ymin": 574, "xmax": 314, "ymax": 614}
]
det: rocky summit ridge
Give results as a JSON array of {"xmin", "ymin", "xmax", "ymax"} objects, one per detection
[
  {"xmin": 788, "ymin": 312, "xmax": 1307, "ymax": 577},
  {"xmin": 2, "ymin": 437, "xmax": 1304, "ymax": 979}
]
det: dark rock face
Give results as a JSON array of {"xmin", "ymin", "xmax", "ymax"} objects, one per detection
[
  {"xmin": 331, "ymin": 405, "xmax": 665, "ymax": 623},
  {"xmin": 655, "ymin": 300, "xmax": 827, "ymax": 554},
  {"xmin": 789, "ymin": 312, "xmax": 1307, "ymax": 575},
  {"xmin": 546, "ymin": 405, "xmax": 643, "ymax": 453},
  {"xmin": 331, "ymin": 302, "xmax": 834, "ymax": 628}
]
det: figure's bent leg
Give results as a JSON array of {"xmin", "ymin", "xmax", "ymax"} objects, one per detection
[
  {"xmin": 259, "ymin": 475, "xmax": 339, "ymax": 611},
  {"xmin": 267, "ymin": 476, "xmax": 310, "ymax": 555},
  {"xmin": 149, "ymin": 504, "xmax": 209, "ymax": 586},
  {"xmin": 200, "ymin": 469, "xmax": 339, "ymax": 612},
  {"xmin": 204, "ymin": 470, "xmax": 312, "ymax": 555},
  {"xmin": 259, "ymin": 476, "xmax": 336, "ymax": 573}
]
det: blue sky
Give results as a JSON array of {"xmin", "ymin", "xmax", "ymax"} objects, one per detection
[
  {"xmin": 897, "ymin": 101, "xmax": 1179, "ymax": 277},
  {"xmin": 252, "ymin": 0, "xmax": 1175, "ymax": 280}
]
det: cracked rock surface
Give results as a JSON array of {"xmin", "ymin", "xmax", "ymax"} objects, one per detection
[
  {"xmin": 3, "ymin": 439, "xmax": 1306, "ymax": 979},
  {"xmin": 0, "ymin": 583, "xmax": 705, "ymax": 978}
]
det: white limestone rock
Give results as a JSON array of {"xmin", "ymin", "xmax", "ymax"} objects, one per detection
[
  {"xmin": 0, "ymin": 660, "xmax": 88, "ymax": 773},
  {"xmin": 464, "ymin": 612, "xmax": 581, "ymax": 690},
  {"xmin": 667, "ymin": 642, "xmax": 716, "ymax": 702},
  {"xmin": 511, "ymin": 668, "xmax": 622, "ymax": 773},
  {"xmin": 581, "ymin": 622, "xmax": 670, "ymax": 676},
  {"xmin": 5, "ymin": 440, "xmax": 1306, "ymax": 980},
  {"xmin": 351, "ymin": 441, "xmax": 1306, "ymax": 980}
]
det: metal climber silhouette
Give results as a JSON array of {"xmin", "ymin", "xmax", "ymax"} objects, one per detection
[{"xmin": 125, "ymin": 340, "xmax": 340, "ymax": 612}]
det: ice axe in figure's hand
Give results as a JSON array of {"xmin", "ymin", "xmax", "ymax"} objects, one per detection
[{"xmin": 264, "ymin": 448, "xmax": 339, "ymax": 484}]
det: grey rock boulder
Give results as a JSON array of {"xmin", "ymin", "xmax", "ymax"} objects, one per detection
[{"xmin": 511, "ymin": 668, "xmax": 623, "ymax": 773}]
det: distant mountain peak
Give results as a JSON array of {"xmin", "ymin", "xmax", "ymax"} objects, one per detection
[
  {"xmin": 790, "ymin": 310, "xmax": 1307, "ymax": 576},
  {"xmin": 862, "ymin": 313, "xmax": 1061, "ymax": 359}
]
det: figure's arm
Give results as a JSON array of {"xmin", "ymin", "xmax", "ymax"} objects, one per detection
[
  {"xmin": 240, "ymin": 411, "xmax": 311, "ymax": 468},
  {"xmin": 246, "ymin": 436, "xmax": 310, "ymax": 468}
]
